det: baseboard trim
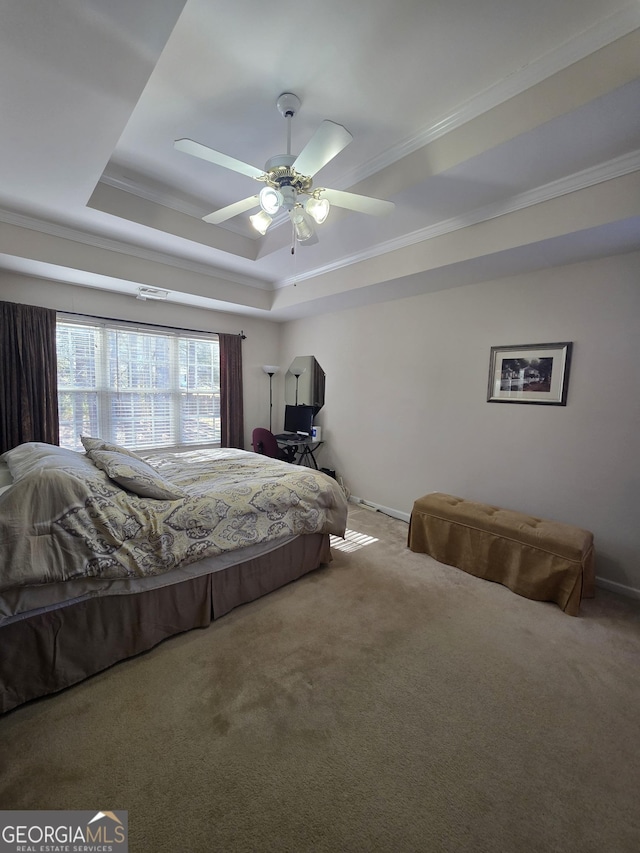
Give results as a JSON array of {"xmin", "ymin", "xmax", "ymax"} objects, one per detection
[
  {"xmin": 349, "ymin": 496, "xmax": 410, "ymax": 524},
  {"xmin": 595, "ymin": 577, "xmax": 640, "ymax": 600},
  {"xmin": 349, "ymin": 498, "xmax": 640, "ymax": 599}
]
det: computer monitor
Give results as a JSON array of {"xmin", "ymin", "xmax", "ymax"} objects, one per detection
[{"xmin": 284, "ymin": 404, "xmax": 314, "ymax": 436}]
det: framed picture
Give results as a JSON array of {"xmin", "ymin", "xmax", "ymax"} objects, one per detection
[{"xmin": 487, "ymin": 342, "xmax": 572, "ymax": 405}]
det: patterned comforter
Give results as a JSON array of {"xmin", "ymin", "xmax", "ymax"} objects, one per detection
[{"xmin": 0, "ymin": 444, "xmax": 348, "ymax": 592}]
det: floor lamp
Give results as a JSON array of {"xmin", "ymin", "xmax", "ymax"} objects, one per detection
[
  {"xmin": 291, "ymin": 366, "xmax": 306, "ymax": 405},
  {"xmin": 262, "ymin": 365, "xmax": 279, "ymax": 431}
]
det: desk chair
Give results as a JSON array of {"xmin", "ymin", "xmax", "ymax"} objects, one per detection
[{"xmin": 251, "ymin": 428, "xmax": 297, "ymax": 463}]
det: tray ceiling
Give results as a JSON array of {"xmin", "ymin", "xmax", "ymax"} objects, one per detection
[{"xmin": 0, "ymin": 0, "xmax": 639, "ymax": 319}]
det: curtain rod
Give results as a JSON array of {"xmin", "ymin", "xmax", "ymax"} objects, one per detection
[{"xmin": 57, "ymin": 309, "xmax": 246, "ymax": 339}]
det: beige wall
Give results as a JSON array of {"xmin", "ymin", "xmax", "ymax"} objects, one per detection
[
  {"xmin": 0, "ymin": 274, "xmax": 282, "ymax": 450},
  {"xmin": 280, "ymin": 251, "xmax": 640, "ymax": 597},
  {"xmin": 2, "ymin": 252, "xmax": 639, "ymax": 596}
]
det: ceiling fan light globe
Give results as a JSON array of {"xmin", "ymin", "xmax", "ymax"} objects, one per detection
[
  {"xmin": 259, "ymin": 186, "xmax": 283, "ymax": 215},
  {"xmin": 305, "ymin": 196, "xmax": 330, "ymax": 224},
  {"xmin": 290, "ymin": 208, "xmax": 315, "ymax": 242},
  {"xmin": 250, "ymin": 210, "xmax": 272, "ymax": 235}
]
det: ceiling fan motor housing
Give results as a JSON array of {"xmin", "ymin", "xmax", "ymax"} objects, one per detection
[
  {"xmin": 263, "ymin": 154, "xmax": 313, "ymax": 206},
  {"xmin": 264, "ymin": 154, "xmax": 296, "ymax": 172},
  {"xmin": 279, "ymin": 185, "xmax": 297, "ymax": 210}
]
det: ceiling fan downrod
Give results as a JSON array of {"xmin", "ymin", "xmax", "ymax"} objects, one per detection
[
  {"xmin": 277, "ymin": 93, "xmax": 301, "ymax": 157},
  {"xmin": 277, "ymin": 92, "xmax": 300, "ymax": 157}
]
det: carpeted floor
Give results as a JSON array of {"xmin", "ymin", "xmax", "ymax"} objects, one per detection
[{"xmin": 1, "ymin": 506, "xmax": 640, "ymax": 853}]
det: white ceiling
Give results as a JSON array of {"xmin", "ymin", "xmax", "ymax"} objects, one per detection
[{"xmin": 0, "ymin": 0, "xmax": 639, "ymax": 321}]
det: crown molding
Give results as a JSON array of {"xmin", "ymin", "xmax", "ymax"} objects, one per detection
[
  {"xmin": 3, "ymin": 149, "xmax": 638, "ymax": 296},
  {"xmin": 339, "ymin": 4, "xmax": 640, "ymax": 189},
  {"xmin": 0, "ymin": 207, "xmax": 272, "ymax": 291},
  {"xmin": 99, "ymin": 173, "xmax": 257, "ymax": 241},
  {"xmin": 278, "ymin": 149, "xmax": 640, "ymax": 287},
  {"xmin": 98, "ymin": 8, "xmax": 640, "ymax": 230},
  {"xmin": 100, "ymin": 173, "xmax": 207, "ymax": 219}
]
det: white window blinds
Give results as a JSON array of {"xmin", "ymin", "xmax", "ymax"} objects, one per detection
[{"xmin": 57, "ymin": 316, "xmax": 220, "ymax": 451}]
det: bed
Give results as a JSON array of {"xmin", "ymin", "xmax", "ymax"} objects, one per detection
[{"xmin": 0, "ymin": 440, "xmax": 348, "ymax": 713}]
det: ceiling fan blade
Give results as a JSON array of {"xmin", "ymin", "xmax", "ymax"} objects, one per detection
[
  {"xmin": 293, "ymin": 121, "xmax": 353, "ymax": 178},
  {"xmin": 320, "ymin": 188, "xmax": 395, "ymax": 216},
  {"xmin": 174, "ymin": 138, "xmax": 265, "ymax": 180},
  {"xmin": 202, "ymin": 195, "xmax": 259, "ymax": 225}
]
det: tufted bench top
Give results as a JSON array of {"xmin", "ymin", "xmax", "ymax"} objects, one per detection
[{"xmin": 408, "ymin": 492, "xmax": 595, "ymax": 615}]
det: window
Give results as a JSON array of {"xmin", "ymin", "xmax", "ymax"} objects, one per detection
[{"xmin": 57, "ymin": 316, "xmax": 220, "ymax": 452}]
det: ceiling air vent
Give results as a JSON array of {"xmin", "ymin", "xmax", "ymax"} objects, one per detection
[{"xmin": 137, "ymin": 287, "xmax": 169, "ymax": 301}]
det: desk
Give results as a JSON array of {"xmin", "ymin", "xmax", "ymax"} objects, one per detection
[{"xmin": 276, "ymin": 437, "xmax": 324, "ymax": 469}]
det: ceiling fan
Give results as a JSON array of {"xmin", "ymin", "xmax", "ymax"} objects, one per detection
[{"xmin": 174, "ymin": 93, "xmax": 395, "ymax": 246}]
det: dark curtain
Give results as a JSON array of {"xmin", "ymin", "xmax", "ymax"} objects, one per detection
[
  {"xmin": 0, "ymin": 301, "xmax": 59, "ymax": 454},
  {"xmin": 219, "ymin": 333, "xmax": 244, "ymax": 449}
]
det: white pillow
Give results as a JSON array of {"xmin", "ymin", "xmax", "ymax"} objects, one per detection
[
  {"xmin": 88, "ymin": 450, "xmax": 186, "ymax": 500},
  {"xmin": 1, "ymin": 442, "xmax": 95, "ymax": 483},
  {"xmin": 81, "ymin": 435, "xmax": 142, "ymax": 459}
]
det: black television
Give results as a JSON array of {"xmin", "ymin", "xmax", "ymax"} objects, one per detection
[{"xmin": 284, "ymin": 404, "xmax": 314, "ymax": 436}]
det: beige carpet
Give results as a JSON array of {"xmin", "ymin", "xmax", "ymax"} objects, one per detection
[{"xmin": 1, "ymin": 506, "xmax": 640, "ymax": 853}]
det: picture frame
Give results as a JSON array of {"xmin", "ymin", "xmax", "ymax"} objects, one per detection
[{"xmin": 487, "ymin": 342, "xmax": 572, "ymax": 405}]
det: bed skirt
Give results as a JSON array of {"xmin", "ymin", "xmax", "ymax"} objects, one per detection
[{"xmin": 0, "ymin": 533, "xmax": 331, "ymax": 714}]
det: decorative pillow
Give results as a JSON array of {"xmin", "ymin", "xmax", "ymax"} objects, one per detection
[
  {"xmin": 81, "ymin": 436, "xmax": 142, "ymax": 459},
  {"xmin": 1, "ymin": 442, "xmax": 96, "ymax": 482},
  {"xmin": 88, "ymin": 450, "xmax": 186, "ymax": 500}
]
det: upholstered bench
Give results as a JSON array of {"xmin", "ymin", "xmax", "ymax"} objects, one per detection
[{"xmin": 408, "ymin": 493, "xmax": 595, "ymax": 616}]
